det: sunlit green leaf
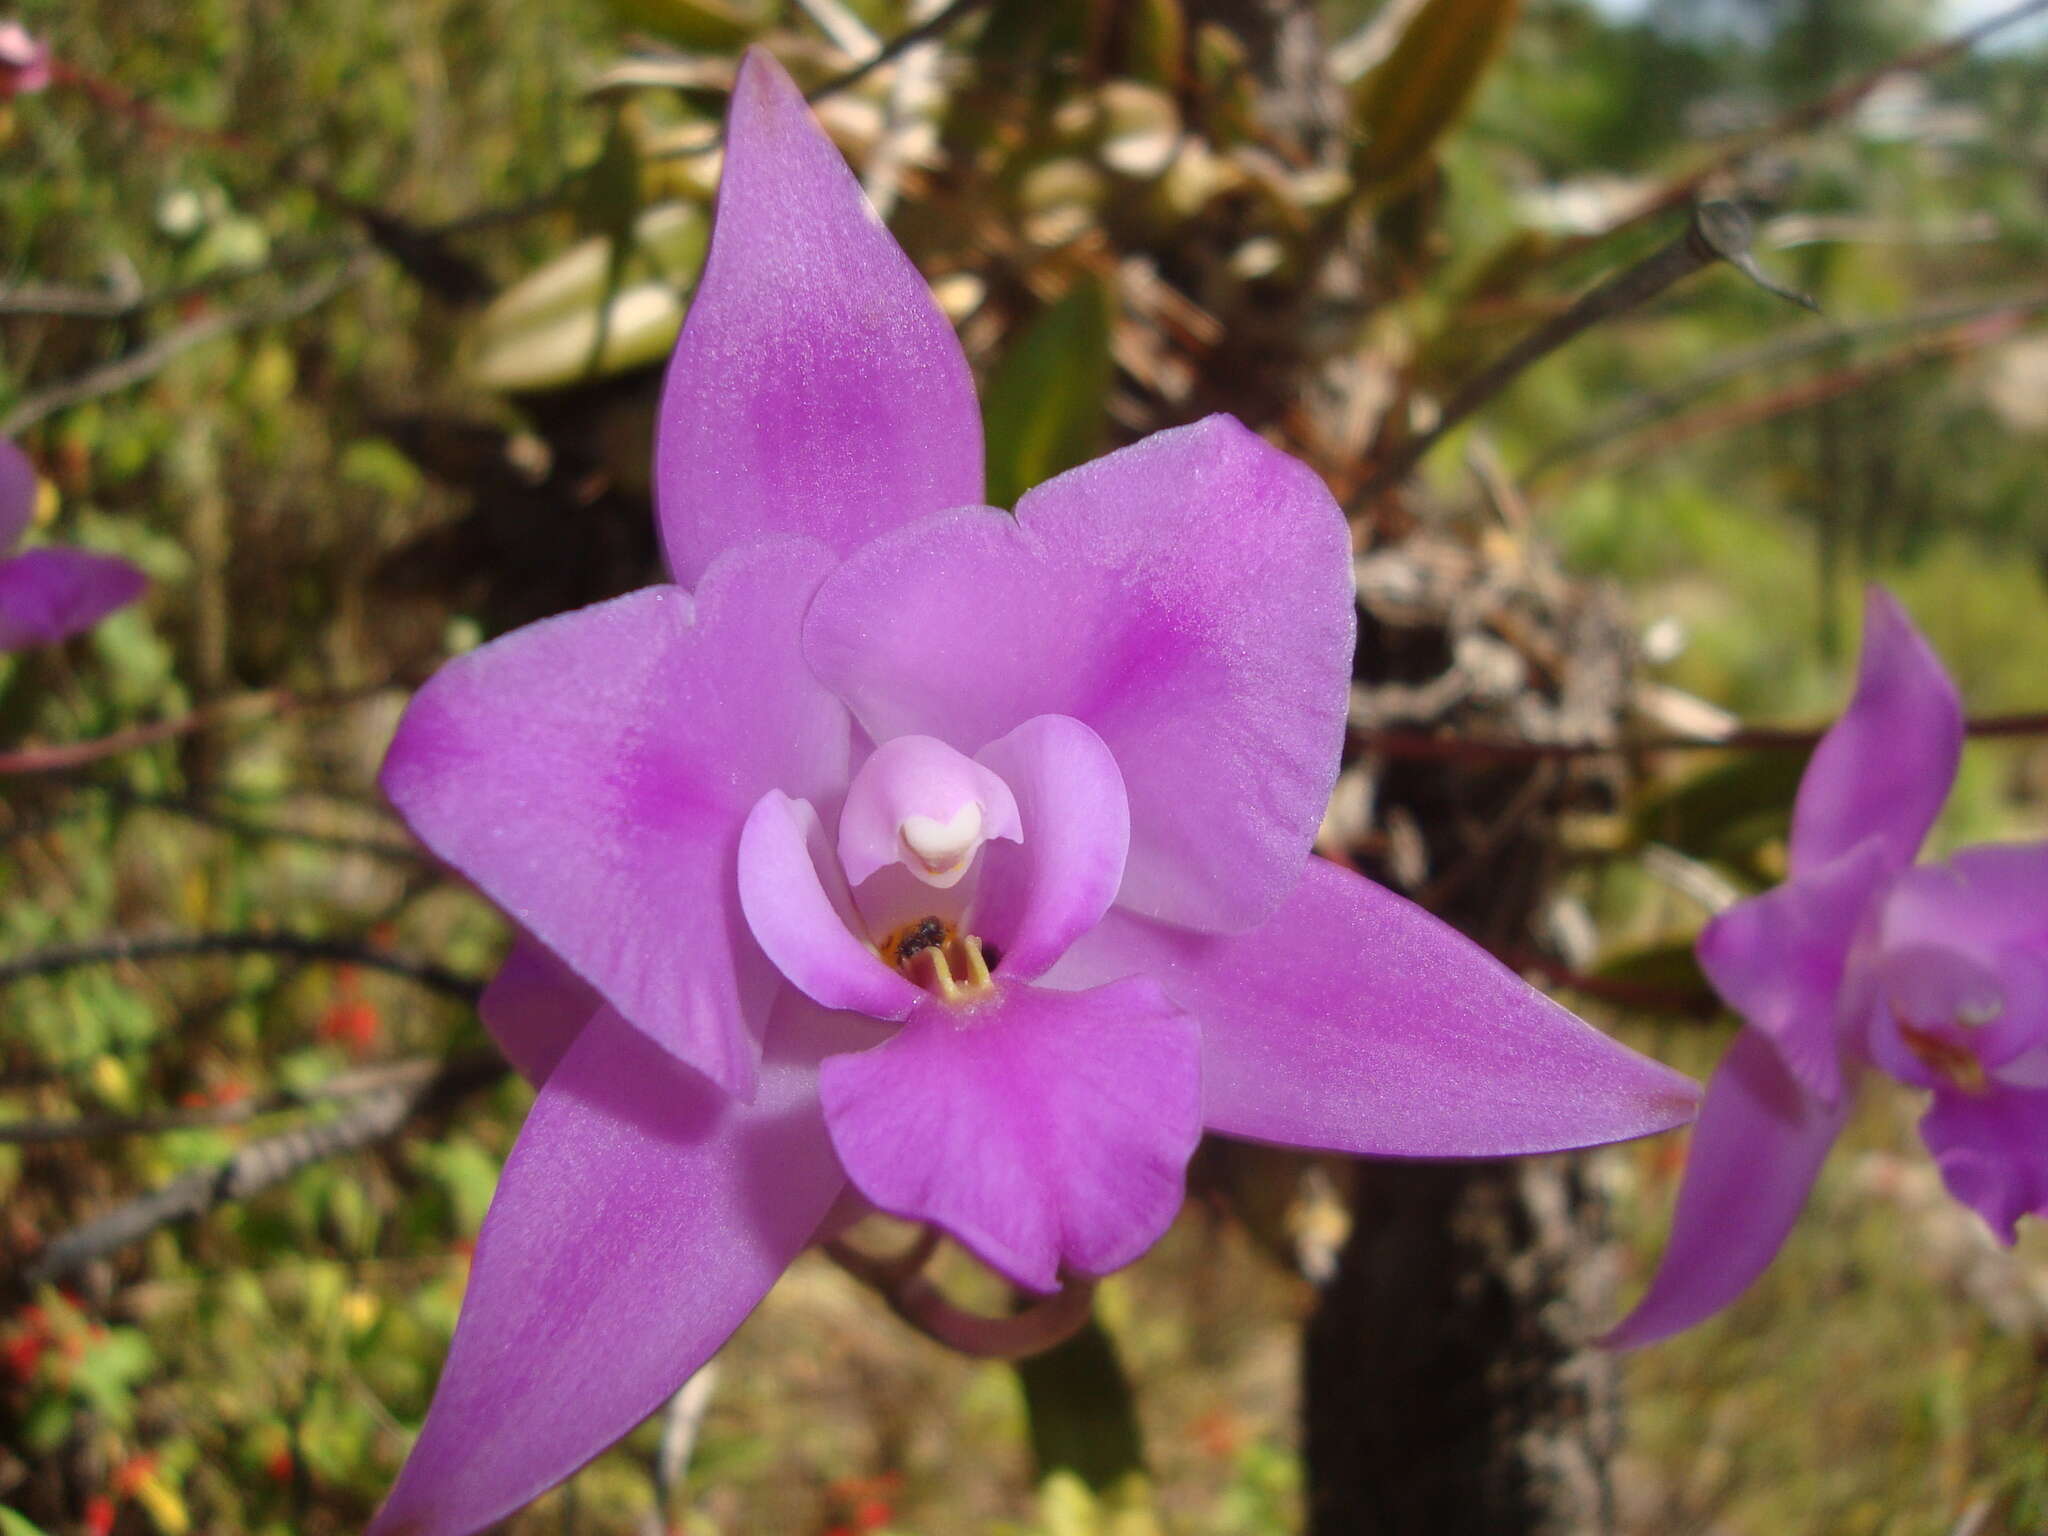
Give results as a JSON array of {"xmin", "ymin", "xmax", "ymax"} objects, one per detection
[
  {"xmin": 982, "ymin": 276, "xmax": 1115, "ymax": 509},
  {"xmin": 1352, "ymin": 0, "xmax": 1524, "ymax": 192},
  {"xmin": 598, "ymin": 0, "xmax": 766, "ymax": 50}
]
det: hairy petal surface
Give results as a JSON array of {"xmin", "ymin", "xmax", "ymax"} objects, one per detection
[
  {"xmin": 1920, "ymin": 1083, "xmax": 2048, "ymax": 1244},
  {"xmin": 971, "ymin": 714, "xmax": 1129, "ymax": 980},
  {"xmin": 1789, "ymin": 586, "xmax": 1961, "ymax": 878},
  {"xmin": 654, "ymin": 49, "xmax": 981, "ymax": 586},
  {"xmin": 0, "ymin": 438, "xmax": 34, "ymax": 554},
  {"xmin": 805, "ymin": 416, "xmax": 1353, "ymax": 933},
  {"xmin": 0, "ymin": 548, "xmax": 147, "ymax": 651},
  {"xmin": 380, "ymin": 540, "xmax": 849, "ymax": 1099},
  {"xmin": 368, "ymin": 1005, "xmax": 848, "ymax": 1536},
  {"xmin": 1049, "ymin": 859, "xmax": 1700, "ymax": 1157},
  {"xmin": 1604, "ymin": 1031, "xmax": 1851, "ymax": 1348},
  {"xmin": 477, "ymin": 937, "xmax": 602, "ymax": 1085},
  {"xmin": 818, "ymin": 978, "xmax": 1200, "ymax": 1292},
  {"xmin": 1696, "ymin": 837, "xmax": 1893, "ymax": 1105},
  {"xmin": 739, "ymin": 790, "xmax": 924, "ymax": 1019}
]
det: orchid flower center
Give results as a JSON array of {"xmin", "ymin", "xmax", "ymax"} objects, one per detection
[
  {"xmin": 879, "ymin": 914, "xmax": 999, "ymax": 1002},
  {"xmin": 1895, "ymin": 1018, "xmax": 1991, "ymax": 1094},
  {"xmin": 1878, "ymin": 943, "xmax": 2006, "ymax": 1095},
  {"xmin": 825, "ymin": 735, "xmax": 1025, "ymax": 1007}
]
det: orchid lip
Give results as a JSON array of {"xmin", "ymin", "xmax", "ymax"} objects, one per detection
[{"xmin": 1898, "ymin": 1022, "xmax": 1991, "ymax": 1094}]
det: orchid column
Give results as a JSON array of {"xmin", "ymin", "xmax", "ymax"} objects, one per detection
[{"xmin": 369, "ymin": 51, "xmax": 1698, "ymax": 1536}]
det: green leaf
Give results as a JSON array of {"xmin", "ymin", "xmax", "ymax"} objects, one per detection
[
  {"xmin": 1592, "ymin": 940, "xmax": 1720, "ymax": 1016},
  {"xmin": 1630, "ymin": 750, "xmax": 1810, "ymax": 880},
  {"xmin": 1124, "ymin": 0, "xmax": 1186, "ymax": 90},
  {"xmin": 1014, "ymin": 1314, "xmax": 1144, "ymax": 1495},
  {"xmin": 982, "ymin": 277, "xmax": 1116, "ymax": 509},
  {"xmin": 598, "ymin": 0, "xmax": 767, "ymax": 50},
  {"xmin": 1351, "ymin": 0, "xmax": 1524, "ymax": 193},
  {"xmin": 464, "ymin": 203, "xmax": 708, "ymax": 393},
  {"xmin": 1, "ymin": 1508, "xmax": 54, "ymax": 1536}
]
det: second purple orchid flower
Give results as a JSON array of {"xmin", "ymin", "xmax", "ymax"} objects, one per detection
[
  {"xmin": 0, "ymin": 439, "xmax": 146, "ymax": 653},
  {"xmin": 370, "ymin": 50, "xmax": 1699, "ymax": 1536},
  {"xmin": 1609, "ymin": 586, "xmax": 2048, "ymax": 1348}
]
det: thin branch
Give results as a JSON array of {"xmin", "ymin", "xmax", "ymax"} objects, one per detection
[
  {"xmin": 0, "ymin": 258, "xmax": 371, "ymax": 436},
  {"xmin": 115, "ymin": 793, "xmax": 421, "ymax": 863},
  {"xmin": 0, "ymin": 682, "xmax": 391, "ymax": 777},
  {"xmin": 0, "ymin": 931, "xmax": 484, "ymax": 1003},
  {"xmin": 0, "ymin": 235, "xmax": 368, "ymax": 319},
  {"xmin": 1526, "ymin": 288, "xmax": 2048, "ymax": 478},
  {"xmin": 0, "ymin": 1056, "xmax": 454, "ymax": 1146},
  {"xmin": 1353, "ymin": 710, "xmax": 2048, "ymax": 763},
  {"xmin": 1504, "ymin": 952, "xmax": 1718, "ymax": 1019},
  {"xmin": 2, "ymin": 785, "xmax": 420, "ymax": 862},
  {"xmin": 1351, "ymin": 203, "xmax": 1809, "ymax": 508},
  {"xmin": 649, "ymin": 0, "xmax": 998, "ymax": 163},
  {"xmin": 1553, "ymin": 0, "xmax": 2048, "ymax": 260},
  {"xmin": 805, "ymin": 0, "xmax": 994, "ymax": 101},
  {"xmin": 1548, "ymin": 307, "xmax": 2042, "ymax": 482},
  {"xmin": 12, "ymin": 1054, "xmax": 507, "ymax": 1294}
]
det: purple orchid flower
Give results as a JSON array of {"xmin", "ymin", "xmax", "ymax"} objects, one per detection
[
  {"xmin": 370, "ymin": 50, "xmax": 1698, "ymax": 1536},
  {"xmin": 0, "ymin": 21, "xmax": 50, "ymax": 99},
  {"xmin": 1608, "ymin": 586, "xmax": 2048, "ymax": 1349},
  {"xmin": 0, "ymin": 440, "xmax": 146, "ymax": 652}
]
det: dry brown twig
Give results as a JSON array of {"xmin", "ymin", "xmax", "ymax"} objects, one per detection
[
  {"xmin": 0, "ymin": 257, "xmax": 373, "ymax": 437},
  {"xmin": 1560, "ymin": 0, "xmax": 2048, "ymax": 258},
  {"xmin": 0, "ymin": 680, "xmax": 394, "ymax": 777},
  {"xmin": 1352, "ymin": 203, "xmax": 1814, "ymax": 509},
  {"xmin": 1355, "ymin": 710, "xmax": 2048, "ymax": 763},
  {"xmin": 10, "ymin": 1053, "xmax": 507, "ymax": 1297},
  {"xmin": 0, "ymin": 929, "xmax": 484, "ymax": 1003}
]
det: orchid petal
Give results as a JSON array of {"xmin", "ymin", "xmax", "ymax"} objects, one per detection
[
  {"xmin": 0, "ymin": 439, "xmax": 34, "ymax": 555},
  {"xmin": 805, "ymin": 416, "xmax": 1353, "ymax": 934},
  {"xmin": 1789, "ymin": 586, "xmax": 1961, "ymax": 878},
  {"xmin": 818, "ymin": 978, "xmax": 1201, "ymax": 1292},
  {"xmin": 1920, "ymin": 1082, "xmax": 2048, "ymax": 1244},
  {"xmin": 1603, "ymin": 1031, "xmax": 1851, "ymax": 1349},
  {"xmin": 654, "ymin": 48, "xmax": 982, "ymax": 586},
  {"xmin": 1880, "ymin": 844, "xmax": 2048, "ymax": 958},
  {"xmin": 477, "ymin": 938, "xmax": 603, "ymax": 1086},
  {"xmin": 380, "ymin": 540, "xmax": 849, "ymax": 1100},
  {"xmin": 971, "ymin": 714, "xmax": 1129, "ymax": 980},
  {"xmin": 1866, "ymin": 846, "xmax": 2048, "ymax": 1077},
  {"xmin": 367, "ymin": 1002, "xmax": 847, "ymax": 1536},
  {"xmin": 739, "ymin": 790, "xmax": 924, "ymax": 1019},
  {"xmin": 1049, "ymin": 858, "xmax": 1700, "ymax": 1157},
  {"xmin": 0, "ymin": 548, "xmax": 147, "ymax": 652},
  {"xmin": 1696, "ymin": 837, "xmax": 1893, "ymax": 1105}
]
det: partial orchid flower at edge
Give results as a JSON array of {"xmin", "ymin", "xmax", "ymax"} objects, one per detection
[
  {"xmin": 1607, "ymin": 586, "xmax": 2048, "ymax": 1350},
  {"xmin": 0, "ymin": 20, "xmax": 51, "ymax": 99},
  {"xmin": 0, "ymin": 440, "xmax": 146, "ymax": 653},
  {"xmin": 369, "ymin": 49, "xmax": 1700, "ymax": 1536}
]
